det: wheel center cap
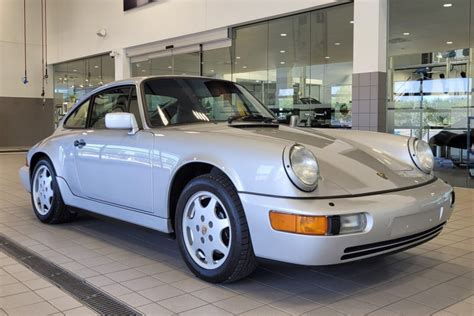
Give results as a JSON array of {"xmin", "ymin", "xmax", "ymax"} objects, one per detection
[{"xmin": 201, "ymin": 226, "xmax": 208, "ymax": 235}]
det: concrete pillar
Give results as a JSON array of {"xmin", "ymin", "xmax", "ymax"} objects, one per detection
[
  {"xmin": 352, "ymin": 0, "xmax": 388, "ymax": 132},
  {"xmin": 113, "ymin": 48, "xmax": 131, "ymax": 80}
]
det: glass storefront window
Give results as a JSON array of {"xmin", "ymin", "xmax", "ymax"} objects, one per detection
[
  {"xmin": 53, "ymin": 54, "xmax": 114, "ymax": 125},
  {"xmin": 129, "ymin": 3, "xmax": 354, "ymax": 127},
  {"xmin": 232, "ymin": 4, "xmax": 354, "ymax": 127},
  {"xmin": 388, "ymin": 0, "xmax": 472, "ymax": 141},
  {"xmin": 202, "ymin": 47, "xmax": 232, "ymax": 80}
]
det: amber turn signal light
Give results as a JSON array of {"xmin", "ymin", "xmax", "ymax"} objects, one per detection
[{"xmin": 269, "ymin": 211, "xmax": 328, "ymax": 235}]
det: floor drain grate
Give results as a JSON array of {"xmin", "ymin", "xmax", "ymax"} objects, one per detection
[{"xmin": 0, "ymin": 234, "xmax": 141, "ymax": 315}]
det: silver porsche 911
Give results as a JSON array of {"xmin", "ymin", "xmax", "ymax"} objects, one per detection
[{"xmin": 19, "ymin": 76, "xmax": 454, "ymax": 283}]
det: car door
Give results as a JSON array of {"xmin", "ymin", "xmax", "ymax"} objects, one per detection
[{"xmin": 73, "ymin": 86, "xmax": 154, "ymax": 213}]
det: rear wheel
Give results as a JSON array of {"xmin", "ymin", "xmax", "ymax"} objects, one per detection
[
  {"xmin": 31, "ymin": 159, "xmax": 77, "ymax": 224},
  {"xmin": 175, "ymin": 173, "xmax": 257, "ymax": 283}
]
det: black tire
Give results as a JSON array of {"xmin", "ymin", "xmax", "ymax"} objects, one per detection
[
  {"xmin": 175, "ymin": 173, "xmax": 257, "ymax": 283},
  {"xmin": 30, "ymin": 158, "xmax": 77, "ymax": 224}
]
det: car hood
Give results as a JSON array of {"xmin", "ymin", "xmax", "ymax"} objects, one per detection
[{"xmin": 163, "ymin": 123, "xmax": 434, "ymax": 196}]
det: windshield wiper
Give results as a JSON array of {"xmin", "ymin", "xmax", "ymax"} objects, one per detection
[{"xmin": 227, "ymin": 113, "xmax": 275, "ymax": 124}]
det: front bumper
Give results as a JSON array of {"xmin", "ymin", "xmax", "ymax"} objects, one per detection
[
  {"xmin": 19, "ymin": 166, "xmax": 31, "ymax": 193},
  {"xmin": 240, "ymin": 178, "xmax": 453, "ymax": 266}
]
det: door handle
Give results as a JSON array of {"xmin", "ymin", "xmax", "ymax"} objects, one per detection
[{"xmin": 74, "ymin": 139, "xmax": 86, "ymax": 148}]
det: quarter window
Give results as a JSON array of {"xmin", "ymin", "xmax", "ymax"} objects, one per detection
[
  {"xmin": 89, "ymin": 87, "xmax": 131, "ymax": 128},
  {"xmin": 64, "ymin": 99, "xmax": 90, "ymax": 129}
]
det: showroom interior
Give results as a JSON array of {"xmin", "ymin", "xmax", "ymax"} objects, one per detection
[{"xmin": 0, "ymin": 0, "xmax": 473, "ymax": 315}]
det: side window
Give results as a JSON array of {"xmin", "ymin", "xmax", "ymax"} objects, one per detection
[
  {"xmin": 129, "ymin": 88, "xmax": 143, "ymax": 129},
  {"xmin": 89, "ymin": 87, "xmax": 131, "ymax": 129},
  {"xmin": 64, "ymin": 99, "xmax": 90, "ymax": 129}
]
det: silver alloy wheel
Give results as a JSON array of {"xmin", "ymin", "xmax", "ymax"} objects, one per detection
[
  {"xmin": 32, "ymin": 165, "xmax": 54, "ymax": 216},
  {"xmin": 182, "ymin": 191, "xmax": 232, "ymax": 270}
]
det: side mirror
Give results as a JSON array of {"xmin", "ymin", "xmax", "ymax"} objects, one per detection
[{"xmin": 105, "ymin": 113, "xmax": 139, "ymax": 135}]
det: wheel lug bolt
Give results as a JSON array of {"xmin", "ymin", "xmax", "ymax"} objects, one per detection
[
  {"xmin": 209, "ymin": 221, "xmax": 213, "ymax": 228},
  {"xmin": 196, "ymin": 225, "xmax": 200, "ymax": 231},
  {"xmin": 208, "ymin": 235, "xmax": 213, "ymax": 242},
  {"xmin": 201, "ymin": 237, "xmax": 205, "ymax": 243},
  {"xmin": 200, "ymin": 215, "xmax": 205, "ymax": 222}
]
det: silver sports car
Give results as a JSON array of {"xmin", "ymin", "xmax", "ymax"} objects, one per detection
[{"xmin": 19, "ymin": 76, "xmax": 454, "ymax": 283}]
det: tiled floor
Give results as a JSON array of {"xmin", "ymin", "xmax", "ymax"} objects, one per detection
[
  {"xmin": 0, "ymin": 251, "xmax": 93, "ymax": 315},
  {"xmin": 0, "ymin": 153, "xmax": 473, "ymax": 315}
]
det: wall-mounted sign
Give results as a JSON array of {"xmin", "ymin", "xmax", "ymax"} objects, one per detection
[{"xmin": 124, "ymin": 0, "xmax": 155, "ymax": 11}]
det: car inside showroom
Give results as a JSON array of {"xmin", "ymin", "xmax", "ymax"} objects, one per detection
[{"xmin": 0, "ymin": 0, "xmax": 473, "ymax": 315}]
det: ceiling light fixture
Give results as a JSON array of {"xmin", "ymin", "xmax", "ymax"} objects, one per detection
[
  {"xmin": 280, "ymin": 61, "xmax": 285, "ymax": 65},
  {"xmin": 94, "ymin": 65, "xmax": 99, "ymax": 69},
  {"xmin": 242, "ymin": 65, "xmax": 247, "ymax": 69},
  {"xmin": 443, "ymin": 3, "xmax": 452, "ymax": 7},
  {"xmin": 73, "ymin": 69, "xmax": 77, "ymax": 72},
  {"xmin": 446, "ymin": 41, "xmax": 453, "ymax": 45},
  {"xmin": 280, "ymin": 33, "xmax": 287, "ymax": 37},
  {"xmin": 325, "ymin": 56, "xmax": 331, "ymax": 59},
  {"xmin": 236, "ymin": 56, "xmax": 241, "ymax": 59},
  {"xmin": 280, "ymin": 50, "xmax": 286, "ymax": 53},
  {"xmin": 167, "ymin": 65, "xmax": 172, "ymax": 69},
  {"xmin": 403, "ymin": 32, "xmax": 410, "ymax": 36},
  {"xmin": 350, "ymin": 20, "xmax": 354, "ymax": 24},
  {"xmin": 334, "ymin": 42, "xmax": 341, "ymax": 46}
]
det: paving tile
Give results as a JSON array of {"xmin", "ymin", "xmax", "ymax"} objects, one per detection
[
  {"xmin": 444, "ymin": 301, "xmax": 474, "ymax": 315},
  {"xmin": 0, "ymin": 282, "xmax": 30, "ymax": 297},
  {"xmin": 302, "ymin": 306, "xmax": 347, "ymax": 316},
  {"xmin": 241, "ymin": 305, "xmax": 291, "ymax": 316},
  {"xmin": 105, "ymin": 268, "xmax": 146, "ymax": 282},
  {"xmin": 153, "ymin": 269, "xmax": 191, "ymax": 283},
  {"xmin": 385, "ymin": 299, "xmax": 436, "ymax": 315},
  {"xmin": 0, "ymin": 274, "xmax": 20, "ymax": 286},
  {"xmin": 11, "ymin": 269, "xmax": 39, "ymax": 282},
  {"xmin": 352, "ymin": 288, "xmax": 402, "ymax": 307},
  {"xmin": 214, "ymin": 295, "xmax": 264, "ymax": 314},
  {"xmin": 135, "ymin": 262, "xmax": 175, "ymax": 275},
  {"xmin": 22, "ymin": 277, "xmax": 53, "ymax": 290},
  {"xmin": 121, "ymin": 276, "xmax": 165, "ymax": 292},
  {"xmin": 35, "ymin": 286, "xmax": 67, "ymax": 300},
  {"xmin": 4, "ymin": 301, "xmax": 59, "ymax": 316},
  {"xmin": 270, "ymin": 296, "xmax": 322, "ymax": 315},
  {"xmin": 63, "ymin": 306, "xmax": 97, "ymax": 316},
  {"xmin": 171, "ymin": 277, "xmax": 210, "ymax": 292},
  {"xmin": 366, "ymin": 308, "xmax": 402, "ymax": 316},
  {"xmin": 85, "ymin": 275, "xmax": 115, "ymax": 287},
  {"xmin": 180, "ymin": 304, "xmax": 232, "ymax": 316},
  {"xmin": 0, "ymin": 291, "xmax": 44, "ymax": 309},
  {"xmin": 139, "ymin": 284, "xmax": 185, "ymax": 301},
  {"xmin": 117, "ymin": 292, "xmax": 152, "ymax": 307},
  {"xmin": 135, "ymin": 303, "xmax": 173, "ymax": 315},
  {"xmin": 191, "ymin": 286, "xmax": 238, "ymax": 303},
  {"xmin": 101, "ymin": 283, "xmax": 133, "ymax": 296},
  {"xmin": 408, "ymin": 290, "xmax": 459, "ymax": 310},
  {"xmin": 328, "ymin": 298, "xmax": 379, "ymax": 316},
  {"xmin": 158, "ymin": 293, "xmax": 207, "ymax": 313},
  {"xmin": 424, "ymin": 283, "xmax": 473, "ymax": 300},
  {"xmin": 49, "ymin": 296, "xmax": 82, "ymax": 311}
]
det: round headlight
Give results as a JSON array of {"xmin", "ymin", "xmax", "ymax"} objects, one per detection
[
  {"xmin": 408, "ymin": 138, "xmax": 434, "ymax": 173},
  {"xmin": 283, "ymin": 144, "xmax": 320, "ymax": 191}
]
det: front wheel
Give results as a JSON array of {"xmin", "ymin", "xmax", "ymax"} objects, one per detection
[
  {"xmin": 31, "ymin": 158, "xmax": 77, "ymax": 224},
  {"xmin": 175, "ymin": 173, "xmax": 257, "ymax": 283}
]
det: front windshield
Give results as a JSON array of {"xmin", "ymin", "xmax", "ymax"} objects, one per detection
[{"xmin": 142, "ymin": 77, "xmax": 275, "ymax": 127}]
